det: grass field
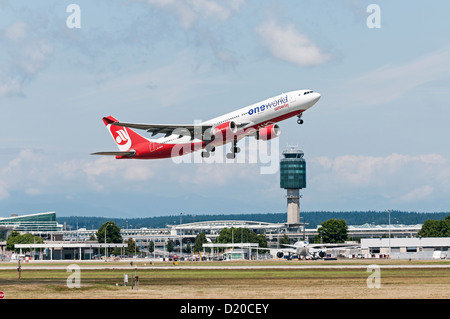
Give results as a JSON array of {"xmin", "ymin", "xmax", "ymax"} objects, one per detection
[{"xmin": 0, "ymin": 259, "xmax": 449, "ymax": 299}]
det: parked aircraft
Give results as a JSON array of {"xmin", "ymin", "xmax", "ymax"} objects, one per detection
[{"xmin": 274, "ymin": 241, "xmax": 357, "ymax": 260}]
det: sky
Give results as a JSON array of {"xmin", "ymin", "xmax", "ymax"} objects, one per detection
[{"xmin": 1, "ymin": 0, "xmax": 450, "ymax": 218}]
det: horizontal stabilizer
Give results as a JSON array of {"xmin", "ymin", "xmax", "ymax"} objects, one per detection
[{"xmin": 90, "ymin": 150, "xmax": 136, "ymax": 157}]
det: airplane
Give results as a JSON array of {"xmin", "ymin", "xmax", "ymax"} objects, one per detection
[
  {"xmin": 272, "ymin": 241, "xmax": 358, "ymax": 260},
  {"xmin": 91, "ymin": 89, "xmax": 320, "ymax": 160}
]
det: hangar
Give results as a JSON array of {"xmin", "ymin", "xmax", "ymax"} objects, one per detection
[{"xmin": 361, "ymin": 237, "xmax": 450, "ymax": 259}]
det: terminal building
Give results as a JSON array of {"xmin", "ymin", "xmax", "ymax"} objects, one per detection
[
  {"xmin": 0, "ymin": 211, "xmax": 448, "ymax": 260},
  {"xmin": 0, "ymin": 212, "xmax": 63, "ymax": 237}
]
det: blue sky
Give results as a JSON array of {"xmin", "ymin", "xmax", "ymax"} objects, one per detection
[{"xmin": 1, "ymin": 0, "xmax": 450, "ymax": 218}]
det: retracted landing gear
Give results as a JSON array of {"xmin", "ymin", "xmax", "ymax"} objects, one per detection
[
  {"xmin": 297, "ymin": 113, "xmax": 304, "ymax": 124},
  {"xmin": 226, "ymin": 138, "xmax": 240, "ymax": 159}
]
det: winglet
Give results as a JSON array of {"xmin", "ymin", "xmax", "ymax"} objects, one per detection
[{"xmin": 102, "ymin": 116, "xmax": 117, "ymax": 125}]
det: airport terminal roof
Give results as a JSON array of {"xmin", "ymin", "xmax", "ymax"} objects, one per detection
[
  {"xmin": 347, "ymin": 224, "xmax": 422, "ymax": 231},
  {"xmin": 169, "ymin": 220, "xmax": 285, "ymax": 231},
  {"xmin": 0, "ymin": 211, "xmax": 63, "ymax": 232}
]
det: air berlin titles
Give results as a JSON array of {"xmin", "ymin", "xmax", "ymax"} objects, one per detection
[{"xmin": 248, "ymin": 95, "xmax": 288, "ymax": 116}]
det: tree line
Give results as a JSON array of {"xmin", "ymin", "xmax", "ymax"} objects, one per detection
[{"xmin": 58, "ymin": 211, "xmax": 450, "ymax": 230}]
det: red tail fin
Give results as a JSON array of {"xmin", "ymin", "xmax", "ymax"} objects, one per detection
[{"xmin": 102, "ymin": 116, "xmax": 149, "ymax": 151}]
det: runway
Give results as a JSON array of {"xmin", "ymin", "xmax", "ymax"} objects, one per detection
[{"xmin": 1, "ymin": 263, "xmax": 449, "ymax": 270}]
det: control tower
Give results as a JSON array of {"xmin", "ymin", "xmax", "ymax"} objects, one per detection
[{"xmin": 280, "ymin": 147, "xmax": 306, "ymax": 225}]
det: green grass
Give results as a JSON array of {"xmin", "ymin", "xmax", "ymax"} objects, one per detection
[{"xmin": 1, "ymin": 259, "xmax": 449, "ymax": 298}]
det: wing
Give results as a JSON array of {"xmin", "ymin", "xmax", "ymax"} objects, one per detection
[
  {"xmin": 255, "ymin": 247, "xmax": 296, "ymax": 254},
  {"xmin": 281, "ymin": 244, "xmax": 300, "ymax": 248},
  {"xmin": 112, "ymin": 121, "xmax": 251, "ymax": 137},
  {"xmin": 308, "ymin": 243, "xmax": 359, "ymax": 249},
  {"xmin": 111, "ymin": 121, "xmax": 213, "ymax": 138},
  {"xmin": 90, "ymin": 150, "xmax": 136, "ymax": 157}
]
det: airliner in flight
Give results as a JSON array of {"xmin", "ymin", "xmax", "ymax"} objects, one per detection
[{"xmin": 91, "ymin": 89, "xmax": 320, "ymax": 160}]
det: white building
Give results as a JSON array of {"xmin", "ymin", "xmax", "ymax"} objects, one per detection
[{"xmin": 361, "ymin": 237, "xmax": 450, "ymax": 259}]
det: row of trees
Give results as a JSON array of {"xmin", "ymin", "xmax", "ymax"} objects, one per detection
[
  {"xmin": 418, "ymin": 215, "xmax": 450, "ymax": 237},
  {"xmin": 192, "ymin": 227, "xmax": 269, "ymax": 253},
  {"xmin": 6, "ymin": 232, "xmax": 44, "ymax": 251},
  {"xmin": 57, "ymin": 211, "xmax": 450, "ymax": 231}
]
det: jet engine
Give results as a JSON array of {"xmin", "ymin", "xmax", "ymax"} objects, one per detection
[
  {"xmin": 256, "ymin": 124, "xmax": 280, "ymax": 141},
  {"xmin": 205, "ymin": 121, "xmax": 237, "ymax": 143},
  {"xmin": 276, "ymin": 251, "xmax": 284, "ymax": 258}
]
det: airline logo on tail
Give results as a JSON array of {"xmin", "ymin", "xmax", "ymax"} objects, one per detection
[
  {"xmin": 113, "ymin": 129, "xmax": 129, "ymax": 145},
  {"xmin": 107, "ymin": 125, "xmax": 131, "ymax": 151}
]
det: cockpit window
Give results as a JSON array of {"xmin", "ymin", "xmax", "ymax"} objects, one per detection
[{"xmin": 303, "ymin": 90, "xmax": 313, "ymax": 95}]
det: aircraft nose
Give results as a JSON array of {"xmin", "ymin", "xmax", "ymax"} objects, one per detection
[{"xmin": 314, "ymin": 92, "xmax": 321, "ymax": 102}]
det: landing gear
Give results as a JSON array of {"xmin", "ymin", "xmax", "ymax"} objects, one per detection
[
  {"xmin": 226, "ymin": 139, "xmax": 240, "ymax": 159},
  {"xmin": 201, "ymin": 146, "xmax": 215, "ymax": 158},
  {"xmin": 297, "ymin": 113, "xmax": 304, "ymax": 124},
  {"xmin": 201, "ymin": 151, "xmax": 210, "ymax": 158}
]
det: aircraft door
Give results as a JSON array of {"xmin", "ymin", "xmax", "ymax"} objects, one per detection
[{"xmin": 290, "ymin": 92, "xmax": 296, "ymax": 103}]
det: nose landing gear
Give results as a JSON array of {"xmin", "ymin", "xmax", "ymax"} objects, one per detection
[{"xmin": 297, "ymin": 113, "xmax": 304, "ymax": 124}]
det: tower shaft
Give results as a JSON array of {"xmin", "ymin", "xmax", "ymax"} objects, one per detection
[{"xmin": 286, "ymin": 189, "xmax": 300, "ymax": 224}]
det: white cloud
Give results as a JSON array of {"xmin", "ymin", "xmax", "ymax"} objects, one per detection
[
  {"xmin": 75, "ymin": 49, "xmax": 215, "ymax": 108},
  {"xmin": 255, "ymin": 19, "xmax": 332, "ymax": 66},
  {"xmin": 0, "ymin": 150, "xmax": 161, "ymax": 197},
  {"xmin": 0, "ymin": 181, "xmax": 9, "ymax": 200},
  {"xmin": 0, "ymin": 21, "xmax": 53, "ymax": 97},
  {"xmin": 147, "ymin": 0, "xmax": 239, "ymax": 29},
  {"xmin": 0, "ymin": 146, "xmax": 275, "ymax": 204},
  {"xmin": 309, "ymin": 153, "xmax": 450, "ymax": 205},
  {"xmin": 82, "ymin": 157, "xmax": 161, "ymax": 190},
  {"xmin": 335, "ymin": 48, "xmax": 450, "ymax": 108},
  {"xmin": 399, "ymin": 185, "xmax": 434, "ymax": 203},
  {"xmin": 2, "ymin": 147, "xmax": 450, "ymax": 212},
  {"xmin": 145, "ymin": 0, "xmax": 243, "ymax": 67},
  {"xmin": 3, "ymin": 21, "xmax": 28, "ymax": 41}
]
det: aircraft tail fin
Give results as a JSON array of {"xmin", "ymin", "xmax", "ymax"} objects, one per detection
[{"xmin": 102, "ymin": 115, "xmax": 149, "ymax": 151}]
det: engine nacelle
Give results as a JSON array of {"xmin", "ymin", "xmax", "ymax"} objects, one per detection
[
  {"xmin": 276, "ymin": 251, "xmax": 284, "ymax": 259},
  {"xmin": 206, "ymin": 121, "xmax": 237, "ymax": 142},
  {"xmin": 256, "ymin": 124, "xmax": 280, "ymax": 141}
]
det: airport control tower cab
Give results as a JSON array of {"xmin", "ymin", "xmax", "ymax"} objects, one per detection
[{"xmin": 280, "ymin": 147, "xmax": 306, "ymax": 225}]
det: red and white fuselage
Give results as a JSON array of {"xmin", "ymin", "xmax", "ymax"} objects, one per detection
[{"xmin": 92, "ymin": 89, "xmax": 320, "ymax": 159}]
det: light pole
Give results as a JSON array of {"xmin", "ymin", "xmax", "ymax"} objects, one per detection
[
  {"xmin": 104, "ymin": 223, "xmax": 109, "ymax": 262},
  {"xmin": 180, "ymin": 212, "xmax": 183, "ymax": 255},
  {"xmin": 385, "ymin": 209, "xmax": 393, "ymax": 257}
]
